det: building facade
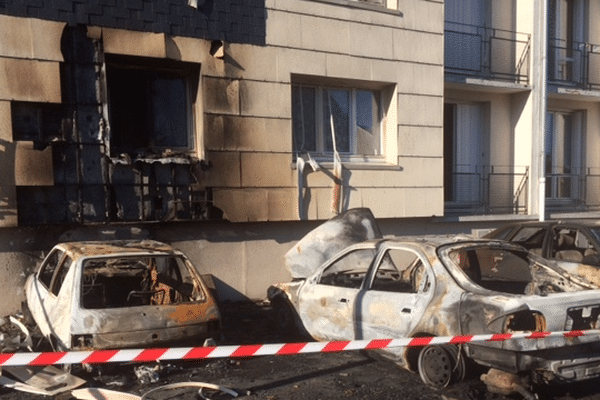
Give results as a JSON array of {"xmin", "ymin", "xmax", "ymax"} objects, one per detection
[
  {"xmin": 445, "ymin": 0, "xmax": 600, "ymax": 219},
  {"xmin": 0, "ymin": 0, "xmax": 445, "ymax": 314},
  {"xmin": 4, "ymin": 0, "xmax": 596, "ymax": 316}
]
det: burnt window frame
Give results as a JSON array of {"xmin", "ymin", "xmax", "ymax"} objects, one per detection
[
  {"xmin": 11, "ymin": 101, "xmax": 64, "ymax": 144},
  {"xmin": 104, "ymin": 55, "xmax": 200, "ymax": 158}
]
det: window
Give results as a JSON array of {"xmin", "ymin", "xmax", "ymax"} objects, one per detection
[
  {"xmin": 11, "ymin": 102, "xmax": 64, "ymax": 144},
  {"xmin": 106, "ymin": 55, "xmax": 200, "ymax": 157},
  {"xmin": 51, "ymin": 256, "xmax": 73, "ymax": 296},
  {"xmin": 545, "ymin": 110, "xmax": 583, "ymax": 200},
  {"xmin": 81, "ymin": 255, "xmax": 205, "ymax": 309},
  {"xmin": 371, "ymin": 249, "xmax": 428, "ymax": 293},
  {"xmin": 38, "ymin": 249, "xmax": 65, "ymax": 290},
  {"xmin": 444, "ymin": 102, "xmax": 486, "ymax": 204},
  {"xmin": 319, "ymin": 248, "xmax": 376, "ymax": 288},
  {"xmin": 447, "ymin": 246, "xmax": 532, "ymax": 294},
  {"xmin": 549, "ymin": 0, "xmax": 586, "ymax": 83},
  {"xmin": 292, "ymin": 83, "xmax": 382, "ymax": 159}
]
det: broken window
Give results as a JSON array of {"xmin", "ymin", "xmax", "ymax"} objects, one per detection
[
  {"xmin": 371, "ymin": 249, "xmax": 426, "ymax": 293},
  {"xmin": 319, "ymin": 248, "xmax": 376, "ymax": 289},
  {"xmin": 509, "ymin": 227, "xmax": 546, "ymax": 253},
  {"xmin": 81, "ymin": 255, "xmax": 205, "ymax": 309},
  {"xmin": 11, "ymin": 102, "xmax": 64, "ymax": 144},
  {"xmin": 448, "ymin": 247, "xmax": 532, "ymax": 294},
  {"xmin": 38, "ymin": 249, "xmax": 65, "ymax": 290},
  {"xmin": 551, "ymin": 227, "xmax": 598, "ymax": 263},
  {"xmin": 292, "ymin": 83, "xmax": 382, "ymax": 158},
  {"xmin": 105, "ymin": 55, "xmax": 200, "ymax": 157},
  {"xmin": 51, "ymin": 256, "xmax": 73, "ymax": 296}
]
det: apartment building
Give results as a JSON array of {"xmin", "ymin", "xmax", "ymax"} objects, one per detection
[
  {"xmin": 445, "ymin": 0, "xmax": 600, "ymax": 219},
  {"xmin": 0, "ymin": 0, "xmax": 444, "ymax": 314}
]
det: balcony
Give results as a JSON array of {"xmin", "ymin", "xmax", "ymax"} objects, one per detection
[
  {"xmin": 545, "ymin": 168, "xmax": 600, "ymax": 212},
  {"xmin": 549, "ymin": 39, "xmax": 600, "ymax": 90},
  {"xmin": 445, "ymin": 22, "xmax": 531, "ymax": 85},
  {"xmin": 445, "ymin": 166, "xmax": 529, "ymax": 215}
]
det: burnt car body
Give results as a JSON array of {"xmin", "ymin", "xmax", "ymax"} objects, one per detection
[
  {"xmin": 25, "ymin": 240, "xmax": 221, "ymax": 350},
  {"xmin": 485, "ymin": 220, "xmax": 600, "ymax": 266},
  {"xmin": 485, "ymin": 220, "xmax": 600, "ymax": 287},
  {"xmin": 268, "ymin": 209, "xmax": 600, "ymax": 390}
]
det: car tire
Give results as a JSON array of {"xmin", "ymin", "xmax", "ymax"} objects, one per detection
[{"xmin": 417, "ymin": 344, "xmax": 465, "ymax": 388}]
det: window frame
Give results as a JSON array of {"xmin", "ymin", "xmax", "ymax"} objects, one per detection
[
  {"xmin": 104, "ymin": 55, "xmax": 201, "ymax": 158},
  {"xmin": 292, "ymin": 78, "xmax": 392, "ymax": 164}
]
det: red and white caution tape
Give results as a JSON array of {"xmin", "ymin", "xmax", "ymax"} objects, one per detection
[{"xmin": 1, "ymin": 329, "xmax": 599, "ymax": 367}]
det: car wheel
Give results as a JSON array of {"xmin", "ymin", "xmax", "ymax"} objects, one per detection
[
  {"xmin": 417, "ymin": 344, "xmax": 465, "ymax": 388},
  {"xmin": 272, "ymin": 298, "xmax": 295, "ymax": 332}
]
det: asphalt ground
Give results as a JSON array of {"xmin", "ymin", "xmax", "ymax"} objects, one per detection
[{"xmin": 2, "ymin": 302, "xmax": 600, "ymax": 399}]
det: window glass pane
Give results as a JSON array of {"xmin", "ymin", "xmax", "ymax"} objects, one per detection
[
  {"xmin": 151, "ymin": 76, "xmax": 189, "ymax": 148},
  {"xmin": 292, "ymin": 85, "xmax": 317, "ymax": 153},
  {"xmin": 356, "ymin": 90, "xmax": 380, "ymax": 155},
  {"xmin": 323, "ymin": 89, "xmax": 350, "ymax": 153}
]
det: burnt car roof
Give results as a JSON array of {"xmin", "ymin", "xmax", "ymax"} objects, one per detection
[{"xmin": 56, "ymin": 240, "xmax": 180, "ymax": 258}]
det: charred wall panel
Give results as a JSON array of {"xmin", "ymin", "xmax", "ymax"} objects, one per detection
[{"xmin": 0, "ymin": 0, "xmax": 266, "ymax": 45}]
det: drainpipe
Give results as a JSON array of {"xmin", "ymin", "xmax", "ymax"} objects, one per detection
[{"xmin": 532, "ymin": 0, "xmax": 548, "ymax": 221}]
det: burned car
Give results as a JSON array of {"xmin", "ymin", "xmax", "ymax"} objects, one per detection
[
  {"xmin": 268, "ymin": 209, "xmax": 600, "ymax": 393},
  {"xmin": 485, "ymin": 220, "xmax": 600, "ymax": 267},
  {"xmin": 25, "ymin": 240, "xmax": 221, "ymax": 350}
]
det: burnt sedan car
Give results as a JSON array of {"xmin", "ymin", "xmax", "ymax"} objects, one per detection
[
  {"xmin": 25, "ymin": 240, "xmax": 221, "ymax": 350},
  {"xmin": 268, "ymin": 209, "xmax": 600, "ymax": 394}
]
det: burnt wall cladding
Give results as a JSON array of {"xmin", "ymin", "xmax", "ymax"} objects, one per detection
[{"xmin": 0, "ymin": 0, "xmax": 265, "ymax": 44}]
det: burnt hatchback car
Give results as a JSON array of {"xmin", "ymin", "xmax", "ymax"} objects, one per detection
[
  {"xmin": 269, "ymin": 209, "xmax": 600, "ymax": 394},
  {"xmin": 25, "ymin": 240, "xmax": 221, "ymax": 350}
]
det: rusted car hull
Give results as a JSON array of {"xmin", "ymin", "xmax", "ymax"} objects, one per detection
[
  {"xmin": 25, "ymin": 240, "xmax": 221, "ymax": 351},
  {"xmin": 269, "ymin": 209, "xmax": 600, "ymax": 390}
]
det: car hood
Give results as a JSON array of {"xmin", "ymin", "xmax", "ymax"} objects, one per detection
[{"xmin": 284, "ymin": 208, "xmax": 382, "ymax": 279}]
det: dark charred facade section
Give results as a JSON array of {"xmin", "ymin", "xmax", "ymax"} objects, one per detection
[{"xmin": 0, "ymin": 0, "xmax": 265, "ymax": 44}]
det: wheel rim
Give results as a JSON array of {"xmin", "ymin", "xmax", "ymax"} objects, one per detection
[{"xmin": 418, "ymin": 345, "xmax": 463, "ymax": 388}]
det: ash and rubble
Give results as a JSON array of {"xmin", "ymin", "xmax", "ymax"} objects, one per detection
[{"xmin": 2, "ymin": 302, "xmax": 600, "ymax": 399}]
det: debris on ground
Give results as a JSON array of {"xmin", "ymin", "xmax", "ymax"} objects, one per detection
[
  {"xmin": 0, "ymin": 365, "xmax": 86, "ymax": 396},
  {"xmin": 71, "ymin": 381, "xmax": 243, "ymax": 400},
  {"xmin": 134, "ymin": 364, "xmax": 161, "ymax": 384},
  {"xmin": 0, "ymin": 316, "xmax": 33, "ymax": 353}
]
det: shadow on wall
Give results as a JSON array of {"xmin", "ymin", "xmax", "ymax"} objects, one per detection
[
  {"xmin": 0, "ymin": 139, "xmax": 16, "ymax": 224},
  {"xmin": 205, "ymin": 274, "xmax": 249, "ymax": 303}
]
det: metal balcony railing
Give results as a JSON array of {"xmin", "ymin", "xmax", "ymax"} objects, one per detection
[
  {"xmin": 445, "ymin": 166, "xmax": 529, "ymax": 215},
  {"xmin": 549, "ymin": 39, "xmax": 600, "ymax": 90},
  {"xmin": 445, "ymin": 22, "xmax": 531, "ymax": 84}
]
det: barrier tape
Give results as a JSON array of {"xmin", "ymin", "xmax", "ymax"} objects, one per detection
[{"xmin": 1, "ymin": 329, "xmax": 599, "ymax": 367}]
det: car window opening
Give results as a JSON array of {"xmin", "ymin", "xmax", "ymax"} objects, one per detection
[
  {"xmin": 81, "ymin": 256, "xmax": 204, "ymax": 309},
  {"xmin": 319, "ymin": 248, "xmax": 376, "ymax": 289},
  {"xmin": 449, "ymin": 247, "xmax": 532, "ymax": 294},
  {"xmin": 371, "ymin": 249, "xmax": 426, "ymax": 293}
]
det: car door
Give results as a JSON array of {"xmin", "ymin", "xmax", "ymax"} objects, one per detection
[
  {"xmin": 28, "ymin": 249, "xmax": 74, "ymax": 345},
  {"xmin": 358, "ymin": 246, "xmax": 434, "ymax": 340},
  {"xmin": 298, "ymin": 246, "xmax": 377, "ymax": 341}
]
